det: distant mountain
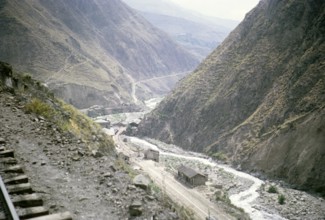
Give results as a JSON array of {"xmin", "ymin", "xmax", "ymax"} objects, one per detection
[
  {"xmin": 0, "ymin": 0, "xmax": 199, "ymax": 109},
  {"xmin": 122, "ymin": 0, "xmax": 239, "ymax": 59},
  {"xmin": 138, "ymin": 0, "xmax": 325, "ymax": 195}
]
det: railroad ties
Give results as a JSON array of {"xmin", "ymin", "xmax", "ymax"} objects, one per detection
[{"xmin": 0, "ymin": 146, "xmax": 72, "ymax": 220}]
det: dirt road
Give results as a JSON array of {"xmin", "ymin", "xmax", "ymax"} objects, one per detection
[{"xmin": 113, "ymin": 130, "xmax": 235, "ymax": 220}]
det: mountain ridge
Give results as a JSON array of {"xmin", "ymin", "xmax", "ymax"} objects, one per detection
[
  {"xmin": 0, "ymin": 0, "xmax": 199, "ymax": 108},
  {"xmin": 122, "ymin": 0, "xmax": 238, "ymax": 59}
]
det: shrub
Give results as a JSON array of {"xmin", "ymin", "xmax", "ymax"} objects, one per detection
[
  {"xmin": 278, "ymin": 194, "xmax": 285, "ymax": 205},
  {"xmin": 212, "ymin": 152, "xmax": 228, "ymax": 161},
  {"xmin": 149, "ymin": 183, "xmax": 161, "ymax": 195},
  {"xmin": 24, "ymin": 98, "xmax": 55, "ymax": 119},
  {"xmin": 215, "ymin": 190, "xmax": 231, "ymax": 204},
  {"xmin": 267, "ymin": 185, "xmax": 278, "ymax": 193}
]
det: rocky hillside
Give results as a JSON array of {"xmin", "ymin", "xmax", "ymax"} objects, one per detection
[
  {"xmin": 0, "ymin": 61, "xmax": 192, "ymax": 219},
  {"xmin": 138, "ymin": 0, "xmax": 325, "ymax": 195},
  {"xmin": 0, "ymin": 0, "xmax": 198, "ymax": 108},
  {"xmin": 122, "ymin": 0, "xmax": 237, "ymax": 59}
]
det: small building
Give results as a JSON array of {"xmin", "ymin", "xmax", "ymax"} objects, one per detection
[
  {"xmin": 177, "ymin": 165, "xmax": 208, "ymax": 186},
  {"xmin": 144, "ymin": 149, "xmax": 159, "ymax": 162}
]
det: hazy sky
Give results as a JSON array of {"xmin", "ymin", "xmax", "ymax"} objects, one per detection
[{"xmin": 169, "ymin": 0, "xmax": 260, "ymax": 20}]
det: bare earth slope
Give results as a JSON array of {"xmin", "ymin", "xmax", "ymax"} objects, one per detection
[
  {"xmin": 0, "ymin": 0, "xmax": 198, "ymax": 108},
  {"xmin": 0, "ymin": 61, "xmax": 181, "ymax": 219},
  {"xmin": 138, "ymin": 0, "xmax": 325, "ymax": 195}
]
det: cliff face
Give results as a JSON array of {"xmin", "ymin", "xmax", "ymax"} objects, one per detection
[
  {"xmin": 138, "ymin": 0, "xmax": 325, "ymax": 194},
  {"xmin": 0, "ymin": 0, "xmax": 198, "ymax": 108}
]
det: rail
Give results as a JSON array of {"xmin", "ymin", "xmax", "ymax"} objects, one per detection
[{"xmin": 0, "ymin": 176, "xmax": 19, "ymax": 220}]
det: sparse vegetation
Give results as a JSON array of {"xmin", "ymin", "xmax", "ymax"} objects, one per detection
[
  {"xmin": 148, "ymin": 182, "xmax": 195, "ymax": 219},
  {"xmin": 215, "ymin": 190, "xmax": 231, "ymax": 204},
  {"xmin": 149, "ymin": 182, "xmax": 161, "ymax": 194},
  {"xmin": 23, "ymin": 80, "xmax": 114, "ymax": 154},
  {"xmin": 278, "ymin": 194, "xmax": 286, "ymax": 205},
  {"xmin": 21, "ymin": 73, "xmax": 32, "ymax": 82},
  {"xmin": 176, "ymin": 205, "xmax": 195, "ymax": 220},
  {"xmin": 212, "ymin": 151, "xmax": 228, "ymax": 162},
  {"xmin": 268, "ymin": 185, "xmax": 278, "ymax": 194},
  {"xmin": 115, "ymin": 158, "xmax": 136, "ymax": 178},
  {"xmin": 24, "ymin": 98, "xmax": 55, "ymax": 119}
]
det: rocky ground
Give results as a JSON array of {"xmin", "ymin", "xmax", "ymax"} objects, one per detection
[{"xmin": 0, "ymin": 91, "xmax": 180, "ymax": 220}]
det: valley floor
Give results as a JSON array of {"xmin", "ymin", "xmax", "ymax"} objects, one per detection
[
  {"xmin": 114, "ymin": 130, "xmax": 241, "ymax": 220},
  {"xmin": 108, "ymin": 118, "xmax": 324, "ymax": 220}
]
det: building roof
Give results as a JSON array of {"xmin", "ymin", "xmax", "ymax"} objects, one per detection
[
  {"xmin": 178, "ymin": 165, "xmax": 204, "ymax": 178},
  {"xmin": 145, "ymin": 149, "xmax": 159, "ymax": 153}
]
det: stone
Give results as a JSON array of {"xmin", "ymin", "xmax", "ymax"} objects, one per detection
[
  {"xmin": 91, "ymin": 150, "xmax": 103, "ymax": 158},
  {"xmin": 129, "ymin": 200, "xmax": 143, "ymax": 216},
  {"xmin": 103, "ymin": 172, "xmax": 112, "ymax": 178},
  {"xmin": 77, "ymin": 150, "xmax": 84, "ymax": 156},
  {"xmin": 127, "ymin": 185, "xmax": 136, "ymax": 190},
  {"xmin": 146, "ymin": 195, "xmax": 155, "ymax": 201},
  {"xmin": 72, "ymin": 155, "xmax": 80, "ymax": 161},
  {"xmin": 133, "ymin": 174, "xmax": 151, "ymax": 190},
  {"xmin": 109, "ymin": 165, "xmax": 117, "ymax": 172},
  {"xmin": 0, "ymin": 137, "xmax": 6, "ymax": 144}
]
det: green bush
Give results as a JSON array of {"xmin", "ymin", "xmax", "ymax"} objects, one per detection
[
  {"xmin": 267, "ymin": 185, "xmax": 278, "ymax": 193},
  {"xmin": 278, "ymin": 194, "xmax": 285, "ymax": 205}
]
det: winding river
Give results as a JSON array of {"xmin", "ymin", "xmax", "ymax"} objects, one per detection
[{"xmin": 129, "ymin": 137, "xmax": 286, "ymax": 220}]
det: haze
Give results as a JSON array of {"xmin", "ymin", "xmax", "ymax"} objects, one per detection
[{"xmin": 169, "ymin": 0, "xmax": 260, "ymax": 20}]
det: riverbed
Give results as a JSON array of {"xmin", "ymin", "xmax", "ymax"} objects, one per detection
[{"xmin": 99, "ymin": 98, "xmax": 325, "ymax": 220}]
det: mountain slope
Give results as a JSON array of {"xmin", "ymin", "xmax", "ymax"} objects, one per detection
[
  {"xmin": 0, "ymin": 61, "xmax": 190, "ymax": 219},
  {"xmin": 122, "ymin": 0, "xmax": 238, "ymax": 59},
  {"xmin": 0, "ymin": 0, "xmax": 198, "ymax": 108},
  {"xmin": 139, "ymin": 12, "xmax": 230, "ymax": 60},
  {"xmin": 138, "ymin": 0, "xmax": 325, "ymax": 194}
]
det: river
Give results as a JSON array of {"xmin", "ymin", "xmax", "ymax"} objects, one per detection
[
  {"xmin": 128, "ymin": 137, "xmax": 287, "ymax": 220},
  {"xmin": 97, "ymin": 98, "xmax": 324, "ymax": 220}
]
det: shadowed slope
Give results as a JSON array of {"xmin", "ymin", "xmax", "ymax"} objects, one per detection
[{"xmin": 139, "ymin": 0, "xmax": 325, "ymax": 194}]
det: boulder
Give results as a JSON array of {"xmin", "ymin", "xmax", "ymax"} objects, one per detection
[
  {"xmin": 129, "ymin": 200, "xmax": 143, "ymax": 216},
  {"xmin": 133, "ymin": 174, "xmax": 151, "ymax": 190}
]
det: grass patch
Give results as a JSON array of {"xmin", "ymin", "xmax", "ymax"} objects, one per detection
[
  {"xmin": 24, "ymin": 97, "xmax": 114, "ymax": 154},
  {"xmin": 212, "ymin": 151, "xmax": 228, "ymax": 161},
  {"xmin": 267, "ymin": 185, "xmax": 278, "ymax": 193},
  {"xmin": 24, "ymin": 98, "xmax": 55, "ymax": 119},
  {"xmin": 278, "ymin": 194, "xmax": 286, "ymax": 205}
]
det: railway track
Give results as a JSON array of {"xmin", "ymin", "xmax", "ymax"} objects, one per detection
[{"xmin": 0, "ymin": 146, "xmax": 72, "ymax": 220}]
